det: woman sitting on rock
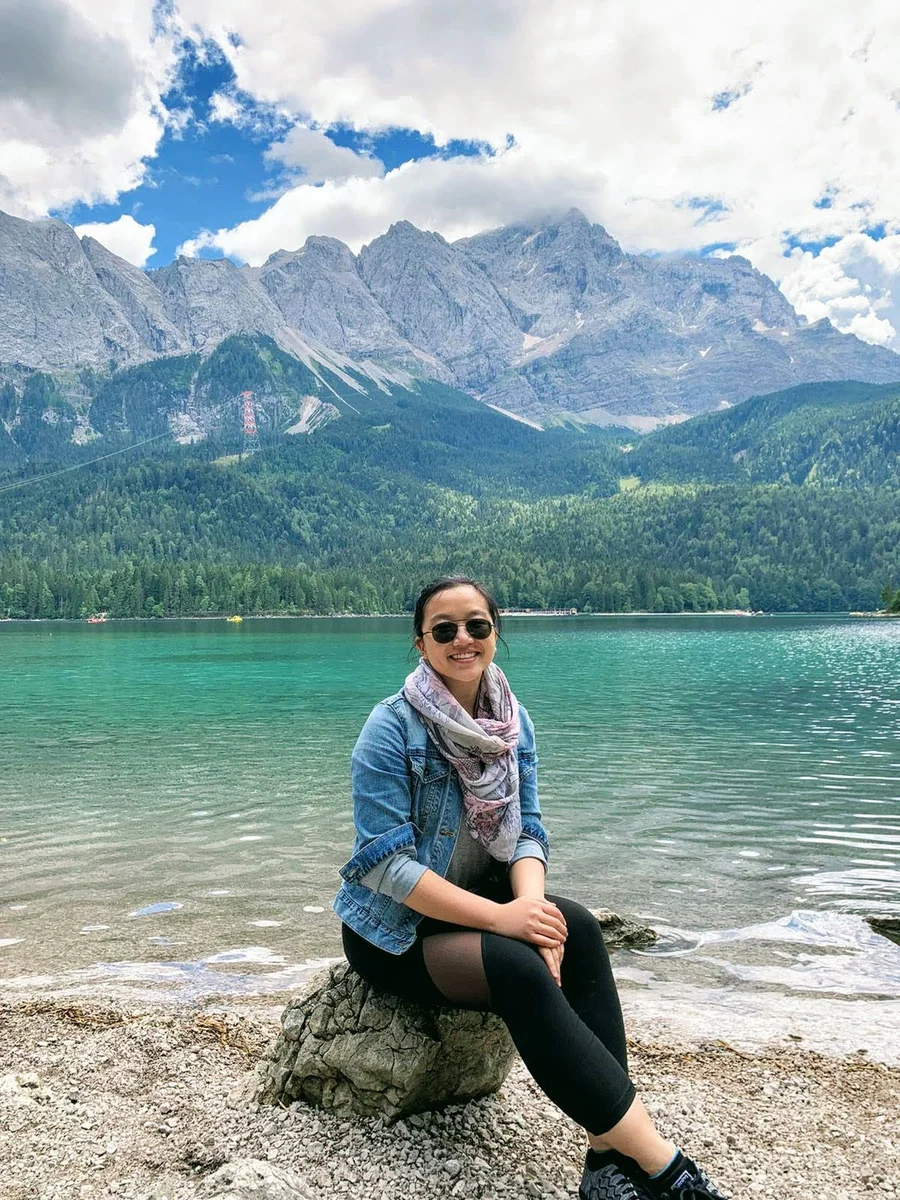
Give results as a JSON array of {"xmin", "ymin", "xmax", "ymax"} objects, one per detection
[{"xmin": 334, "ymin": 576, "xmax": 729, "ymax": 1200}]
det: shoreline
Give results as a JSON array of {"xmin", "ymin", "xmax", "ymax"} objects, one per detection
[
  {"xmin": 1, "ymin": 990, "xmax": 897, "ymax": 1200},
  {"xmin": 3, "ymin": 609, "xmax": 893, "ymax": 624}
]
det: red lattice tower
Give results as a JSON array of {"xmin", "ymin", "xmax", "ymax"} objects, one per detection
[{"xmin": 240, "ymin": 390, "xmax": 261, "ymax": 456}]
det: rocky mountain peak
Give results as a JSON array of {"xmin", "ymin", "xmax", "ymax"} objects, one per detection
[
  {"xmin": 0, "ymin": 209, "xmax": 148, "ymax": 369},
  {"xmin": 1, "ymin": 209, "xmax": 898, "ymax": 427},
  {"xmin": 358, "ymin": 219, "xmax": 521, "ymax": 384},
  {"xmin": 257, "ymin": 231, "xmax": 424, "ymax": 365},
  {"xmin": 81, "ymin": 236, "xmax": 188, "ymax": 358},
  {"xmin": 150, "ymin": 255, "xmax": 286, "ymax": 351}
]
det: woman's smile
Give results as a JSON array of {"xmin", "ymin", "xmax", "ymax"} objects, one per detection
[{"xmin": 415, "ymin": 583, "xmax": 498, "ymax": 711}]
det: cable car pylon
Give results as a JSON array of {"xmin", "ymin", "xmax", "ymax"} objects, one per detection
[{"xmin": 240, "ymin": 390, "xmax": 261, "ymax": 459}]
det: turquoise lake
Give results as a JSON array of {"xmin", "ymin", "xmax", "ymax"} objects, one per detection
[{"xmin": 1, "ymin": 615, "xmax": 898, "ymax": 1003}]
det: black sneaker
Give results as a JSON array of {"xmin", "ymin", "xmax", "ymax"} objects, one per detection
[
  {"xmin": 579, "ymin": 1150, "xmax": 654, "ymax": 1200},
  {"xmin": 644, "ymin": 1151, "xmax": 730, "ymax": 1199}
]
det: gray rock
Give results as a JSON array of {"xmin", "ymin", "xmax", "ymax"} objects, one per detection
[
  {"xmin": 358, "ymin": 220, "xmax": 522, "ymax": 387},
  {"xmin": 866, "ymin": 916, "xmax": 900, "ymax": 947},
  {"xmin": 590, "ymin": 909, "xmax": 658, "ymax": 950},
  {"xmin": 256, "ymin": 237, "xmax": 447, "ymax": 379},
  {"xmin": 81, "ymin": 236, "xmax": 189, "ymax": 358},
  {"xmin": 200, "ymin": 1158, "xmax": 314, "ymax": 1200},
  {"xmin": 460, "ymin": 209, "xmax": 900, "ymax": 425},
  {"xmin": 149, "ymin": 257, "xmax": 288, "ymax": 352},
  {"xmin": 0, "ymin": 210, "xmax": 148, "ymax": 370},
  {"xmin": 253, "ymin": 960, "xmax": 515, "ymax": 1120}
]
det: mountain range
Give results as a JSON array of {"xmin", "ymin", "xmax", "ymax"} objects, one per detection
[{"xmin": 2, "ymin": 207, "xmax": 899, "ymax": 436}]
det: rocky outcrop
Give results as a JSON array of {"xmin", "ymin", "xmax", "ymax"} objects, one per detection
[
  {"xmin": 149, "ymin": 257, "xmax": 288, "ymax": 353},
  {"xmin": 591, "ymin": 909, "xmax": 658, "ymax": 950},
  {"xmin": 358, "ymin": 220, "xmax": 522, "ymax": 387},
  {"xmin": 81, "ymin": 236, "xmax": 189, "ymax": 358},
  {"xmin": 0, "ymin": 211, "xmax": 149, "ymax": 370},
  {"xmin": 199, "ymin": 1159, "xmax": 314, "ymax": 1200},
  {"xmin": 461, "ymin": 211, "xmax": 900, "ymax": 424},
  {"xmin": 256, "ymin": 237, "xmax": 447, "ymax": 378},
  {"xmin": 252, "ymin": 961, "xmax": 516, "ymax": 1120},
  {"xmin": 866, "ymin": 915, "xmax": 900, "ymax": 947}
]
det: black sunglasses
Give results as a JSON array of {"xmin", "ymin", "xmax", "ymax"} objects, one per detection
[{"xmin": 424, "ymin": 618, "xmax": 495, "ymax": 644}]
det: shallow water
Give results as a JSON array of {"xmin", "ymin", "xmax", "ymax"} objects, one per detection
[{"xmin": 1, "ymin": 615, "xmax": 898, "ymax": 1004}]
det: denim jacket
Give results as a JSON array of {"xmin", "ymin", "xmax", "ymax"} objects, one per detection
[{"xmin": 332, "ymin": 690, "xmax": 550, "ymax": 954}]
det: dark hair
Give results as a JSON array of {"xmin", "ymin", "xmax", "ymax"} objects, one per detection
[{"xmin": 412, "ymin": 576, "xmax": 503, "ymax": 638}]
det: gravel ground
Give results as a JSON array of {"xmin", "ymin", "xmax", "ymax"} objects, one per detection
[{"xmin": 0, "ymin": 997, "xmax": 897, "ymax": 1200}]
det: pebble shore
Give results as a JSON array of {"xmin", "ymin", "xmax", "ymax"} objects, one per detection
[{"xmin": 1, "ymin": 996, "xmax": 897, "ymax": 1200}]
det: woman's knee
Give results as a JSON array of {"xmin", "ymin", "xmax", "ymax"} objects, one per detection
[
  {"xmin": 548, "ymin": 894, "xmax": 606, "ymax": 946},
  {"xmin": 481, "ymin": 932, "xmax": 554, "ymax": 995}
]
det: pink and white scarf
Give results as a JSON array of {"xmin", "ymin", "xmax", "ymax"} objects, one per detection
[{"xmin": 403, "ymin": 660, "xmax": 522, "ymax": 861}]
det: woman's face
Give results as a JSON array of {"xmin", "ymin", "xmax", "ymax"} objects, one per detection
[{"xmin": 416, "ymin": 584, "xmax": 497, "ymax": 687}]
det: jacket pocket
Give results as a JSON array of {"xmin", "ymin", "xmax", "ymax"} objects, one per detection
[{"xmin": 339, "ymin": 822, "xmax": 419, "ymax": 885}]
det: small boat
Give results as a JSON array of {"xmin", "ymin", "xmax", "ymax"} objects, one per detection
[
  {"xmin": 226, "ymin": 615, "xmax": 243, "ymax": 623},
  {"xmin": 86, "ymin": 614, "xmax": 107, "ymax": 624}
]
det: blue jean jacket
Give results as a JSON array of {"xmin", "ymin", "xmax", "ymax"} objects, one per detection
[{"xmin": 332, "ymin": 690, "xmax": 550, "ymax": 954}]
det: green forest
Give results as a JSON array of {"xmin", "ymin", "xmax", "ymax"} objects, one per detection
[{"xmin": 1, "ymin": 341, "xmax": 899, "ymax": 619}]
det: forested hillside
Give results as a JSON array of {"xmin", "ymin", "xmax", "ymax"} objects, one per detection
[
  {"xmin": 627, "ymin": 381, "xmax": 900, "ymax": 488},
  {"xmin": 2, "ymin": 371, "xmax": 899, "ymax": 618}
]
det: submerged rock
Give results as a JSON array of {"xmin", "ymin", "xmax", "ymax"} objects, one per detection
[
  {"xmin": 252, "ymin": 960, "xmax": 515, "ymax": 1120},
  {"xmin": 866, "ymin": 916, "xmax": 900, "ymax": 947},
  {"xmin": 590, "ymin": 909, "xmax": 658, "ymax": 950}
]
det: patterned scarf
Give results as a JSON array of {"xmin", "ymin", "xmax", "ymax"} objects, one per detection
[{"xmin": 403, "ymin": 660, "xmax": 522, "ymax": 861}]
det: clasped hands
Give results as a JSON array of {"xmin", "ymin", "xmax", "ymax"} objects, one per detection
[{"xmin": 491, "ymin": 895, "xmax": 567, "ymax": 986}]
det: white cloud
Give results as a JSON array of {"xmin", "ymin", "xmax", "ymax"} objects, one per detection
[
  {"xmin": 264, "ymin": 125, "xmax": 383, "ymax": 183},
  {"xmin": 208, "ymin": 90, "xmax": 244, "ymax": 125},
  {"xmin": 74, "ymin": 214, "xmax": 158, "ymax": 266},
  {"xmin": 171, "ymin": 0, "xmax": 900, "ymax": 349},
  {"xmin": 0, "ymin": 0, "xmax": 177, "ymax": 218},
  {"xmin": 177, "ymin": 146, "xmax": 606, "ymax": 260},
  {"xmin": 758, "ymin": 233, "xmax": 900, "ymax": 349}
]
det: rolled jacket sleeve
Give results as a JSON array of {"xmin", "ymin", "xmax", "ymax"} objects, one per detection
[
  {"xmin": 509, "ymin": 703, "xmax": 550, "ymax": 870},
  {"xmin": 340, "ymin": 704, "xmax": 428, "ymax": 904}
]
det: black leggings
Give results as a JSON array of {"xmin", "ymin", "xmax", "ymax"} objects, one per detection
[{"xmin": 341, "ymin": 884, "xmax": 636, "ymax": 1136}]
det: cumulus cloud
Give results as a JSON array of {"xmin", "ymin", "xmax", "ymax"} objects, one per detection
[
  {"xmin": 177, "ymin": 146, "xmax": 606, "ymax": 260},
  {"xmin": 0, "ymin": 0, "xmax": 134, "ymax": 138},
  {"xmin": 208, "ymin": 89, "xmax": 245, "ymax": 126},
  {"xmin": 0, "ymin": 0, "xmax": 176, "ymax": 217},
  {"xmin": 264, "ymin": 125, "xmax": 383, "ymax": 183},
  {"xmin": 74, "ymin": 213, "xmax": 157, "ymax": 266},
  {"xmin": 170, "ymin": 0, "xmax": 900, "ymax": 349},
  {"xmin": 766, "ymin": 234, "xmax": 900, "ymax": 349}
]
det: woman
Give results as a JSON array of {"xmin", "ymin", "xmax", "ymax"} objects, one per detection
[{"xmin": 333, "ymin": 577, "xmax": 729, "ymax": 1200}]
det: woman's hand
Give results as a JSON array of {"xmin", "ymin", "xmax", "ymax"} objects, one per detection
[
  {"xmin": 490, "ymin": 896, "xmax": 567, "ymax": 947},
  {"xmin": 539, "ymin": 941, "xmax": 565, "ymax": 986}
]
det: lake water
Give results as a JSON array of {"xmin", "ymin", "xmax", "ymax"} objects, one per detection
[{"xmin": 1, "ymin": 615, "xmax": 899, "ymax": 1008}]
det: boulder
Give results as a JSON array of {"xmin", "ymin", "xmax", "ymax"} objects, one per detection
[
  {"xmin": 252, "ymin": 961, "xmax": 515, "ymax": 1120},
  {"xmin": 590, "ymin": 909, "xmax": 658, "ymax": 950},
  {"xmin": 867, "ymin": 915, "xmax": 900, "ymax": 947}
]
